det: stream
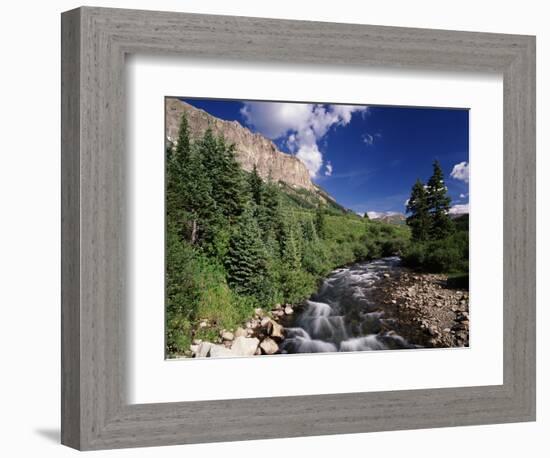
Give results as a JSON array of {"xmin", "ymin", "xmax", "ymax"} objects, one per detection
[{"xmin": 280, "ymin": 256, "xmax": 418, "ymax": 353}]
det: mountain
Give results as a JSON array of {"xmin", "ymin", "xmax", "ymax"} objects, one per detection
[
  {"xmin": 368, "ymin": 212, "xmax": 407, "ymax": 225},
  {"xmin": 166, "ymin": 98, "xmax": 316, "ymax": 192}
]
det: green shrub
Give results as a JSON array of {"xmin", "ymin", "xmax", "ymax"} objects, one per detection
[{"xmin": 403, "ymin": 230, "xmax": 468, "ymax": 274}]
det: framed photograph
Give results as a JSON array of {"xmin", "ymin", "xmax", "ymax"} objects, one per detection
[{"xmin": 61, "ymin": 6, "xmax": 536, "ymax": 450}]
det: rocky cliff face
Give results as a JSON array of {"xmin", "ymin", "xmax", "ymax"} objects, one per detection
[{"xmin": 165, "ymin": 98, "xmax": 315, "ymax": 192}]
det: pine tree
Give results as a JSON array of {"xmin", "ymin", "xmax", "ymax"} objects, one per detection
[
  {"xmin": 248, "ymin": 165, "xmax": 263, "ymax": 207},
  {"xmin": 426, "ymin": 160, "xmax": 453, "ymax": 239},
  {"xmin": 281, "ymin": 217, "xmax": 302, "ymax": 270},
  {"xmin": 262, "ymin": 179, "xmax": 282, "ymax": 237},
  {"xmin": 166, "ymin": 113, "xmax": 195, "ymax": 240},
  {"xmin": 225, "ymin": 206, "xmax": 268, "ymax": 298},
  {"xmin": 301, "ymin": 218, "xmax": 318, "ymax": 243},
  {"xmin": 314, "ymin": 204, "xmax": 327, "ymax": 239},
  {"xmin": 406, "ymin": 179, "xmax": 431, "ymax": 242},
  {"xmin": 175, "ymin": 112, "xmax": 191, "ymax": 162},
  {"xmin": 197, "ymin": 130, "xmax": 245, "ymax": 221}
]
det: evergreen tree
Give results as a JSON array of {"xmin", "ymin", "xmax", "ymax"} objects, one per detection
[
  {"xmin": 225, "ymin": 206, "xmax": 268, "ymax": 299},
  {"xmin": 175, "ymin": 112, "xmax": 191, "ymax": 162},
  {"xmin": 426, "ymin": 160, "xmax": 453, "ymax": 239},
  {"xmin": 262, "ymin": 179, "xmax": 282, "ymax": 237},
  {"xmin": 406, "ymin": 179, "xmax": 431, "ymax": 242},
  {"xmin": 248, "ymin": 165, "xmax": 263, "ymax": 207},
  {"xmin": 363, "ymin": 212, "xmax": 370, "ymax": 220},
  {"xmin": 301, "ymin": 218, "xmax": 318, "ymax": 243},
  {"xmin": 315, "ymin": 204, "xmax": 327, "ymax": 239},
  {"xmin": 281, "ymin": 218, "xmax": 302, "ymax": 270},
  {"xmin": 197, "ymin": 129, "xmax": 245, "ymax": 221}
]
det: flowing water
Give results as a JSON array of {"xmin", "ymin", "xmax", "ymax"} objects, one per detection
[{"xmin": 281, "ymin": 257, "xmax": 418, "ymax": 353}]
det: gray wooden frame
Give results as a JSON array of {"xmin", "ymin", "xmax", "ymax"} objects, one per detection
[{"xmin": 61, "ymin": 6, "xmax": 536, "ymax": 451}]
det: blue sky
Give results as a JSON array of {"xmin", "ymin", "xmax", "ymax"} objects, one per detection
[{"xmin": 179, "ymin": 98, "xmax": 469, "ymax": 216}]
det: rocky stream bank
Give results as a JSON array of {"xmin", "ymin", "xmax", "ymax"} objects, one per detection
[{"xmin": 186, "ymin": 259, "xmax": 469, "ymax": 358}]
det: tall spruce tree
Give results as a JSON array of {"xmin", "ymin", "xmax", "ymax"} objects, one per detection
[
  {"xmin": 281, "ymin": 218, "xmax": 302, "ymax": 270},
  {"xmin": 406, "ymin": 179, "xmax": 431, "ymax": 242},
  {"xmin": 225, "ymin": 206, "xmax": 268, "ymax": 299},
  {"xmin": 426, "ymin": 160, "xmax": 453, "ymax": 239},
  {"xmin": 166, "ymin": 113, "xmax": 215, "ymax": 244},
  {"xmin": 262, "ymin": 178, "xmax": 282, "ymax": 237},
  {"xmin": 314, "ymin": 204, "xmax": 327, "ymax": 239},
  {"xmin": 248, "ymin": 165, "xmax": 263, "ymax": 207},
  {"xmin": 216, "ymin": 138, "xmax": 246, "ymax": 220}
]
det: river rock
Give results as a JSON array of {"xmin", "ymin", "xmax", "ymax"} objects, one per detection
[
  {"xmin": 452, "ymin": 322, "xmax": 467, "ymax": 332},
  {"xmin": 209, "ymin": 344, "xmax": 236, "ymax": 358},
  {"xmin": 189, "ymin": 344, "xmax": 199, "ymax": 354},
  {"xmin": 270, "ymin": 321, "xmax": 284, "ymax": 339},
  {"xmin": 260, "ymin": 338, "xmax": 279, "ymax": 355},
  {"xmin": 231, "ymin": 336, "xmax": 259, "ymax": 356},
  {"xmin": 254, "ymin": 307, "xmax": 264, "ymax": 318},
  {"xmin": 284, "ymin": 305, "xmax": 294, "ymax": 315},
  {"xmin": 260, "ymin": 317, "xmax": 272, "ymax": 328},
  {"xmin": 234, "ymin": 327, "xmax": 247, "ymax": 338},
  {"xmin": 196, "ymin": 341, "xmax": 213, "ymax": 358},
  {"xmin": 221, "ymin": 330, "xmax": 234, "ymax": 341}
]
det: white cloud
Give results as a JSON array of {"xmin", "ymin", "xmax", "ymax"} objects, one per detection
[
  {"xmin": 367, "ymin": 211, "xmax": 383, "ymax": 219},
  {"xmin": 451, "ymin": 161, "xmax": 470, "ymax": 183},
  {"xmin": 367, "ymin": 211, "xmax": 400, "ymax": 219},
  {"xmin": 241, "ymin": 101, "xmax": 366, "ymax": 177},
  {"xmin": 459, "ymin": 193, "xmax": 467, "ymax": 199},
  {"xmin": 325, "ymin": 161, "xmax": 333, "ymax": 176},
  {"xmin": 362, "ymin": 133, "xmax": 374, "ymax": 145},
  {"xmin": 449, "ymin": 203, "xmax": 469, "ymax": 215}
]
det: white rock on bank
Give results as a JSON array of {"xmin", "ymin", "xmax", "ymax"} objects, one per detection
[
  {"xmin": 221, "ymin": 330, "xmax": 234, "ymax": 341},
  {"xmin": 234, "ymin": 327, "xmax": 247, "ymax": 338},
  {"xmin": 270, "ymin": 321, "xmax": 284, "ymax": 339},
  {"xmin": 195, "ymin": 342, "xmax": 213, "ymax": 358},
  {"xmin": 231, "ymin": 336, "xmax": 260, "ymax": 356},
  {"xmin": 260, "ymin": 337, "xmax": 279, "ymax": 355},
  {"xmin": 209, "ymin": 344, "xmax": 236, "ymax": 358},
  {"xmin": 284, "ymin": 305, "xmax": 294, "ymax": 315}
]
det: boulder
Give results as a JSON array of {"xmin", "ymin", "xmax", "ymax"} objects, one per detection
[
  {"xmin": 270, "ymin": 321, "xmax": 284, "ymax": 339},
  {"xmin": 234, "ymin": 327, "xmax": 247, "ymax": 338},
  {"xmin": 195, "ymin": 342, "xmax": 213, "ymax": 358},
  {"xmin": 284, "ymin": 305, "xmax": 294, "ymax": 315},
  {"xmin": 260, "ymin": 338, "xmax": 279, "ymax": 355},
  {"xmin": 231, "ymin": 336, "xmax": 260, "ymax": 356},
  {"xmin": 221, "ymin": 330, "xmax": 234, "ymax": 341},
  {"xmin": 260, "ymin": 317, "xmax": 272, "ymax": 328},
  {"xmin": 209, "ymin": 344, "xmax": 236, "ymax": 358}
]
